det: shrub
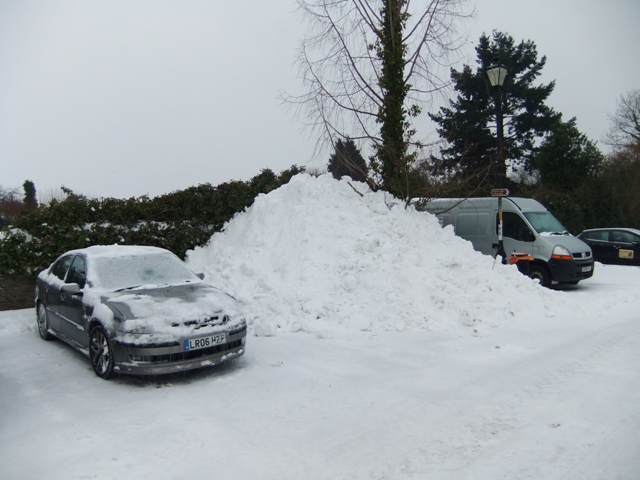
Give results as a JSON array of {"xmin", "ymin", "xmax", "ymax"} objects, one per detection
[{"xmin": 0, "ymin": 166, "xmax": 303, "ymax": 279}]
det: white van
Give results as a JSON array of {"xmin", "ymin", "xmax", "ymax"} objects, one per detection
[{"xmin": 418, "ymin": 197, "xmax": 594, "ymax": 286}]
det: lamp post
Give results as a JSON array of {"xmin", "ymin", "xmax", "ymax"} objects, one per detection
[
  {"xmin": 486, "ymin": 58, "xmax": 508, "ymax": 185},
  {"xmin": 486, "ymin": 59, "xmax": 508, "ymax": 264}
]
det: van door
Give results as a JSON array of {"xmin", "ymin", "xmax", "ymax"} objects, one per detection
[
  {"xmin": 497, "ymin": 212, "xmax": 535, "ymax": 256},
  {"xmin": 455, "ymin": 212, "xmax": 493, "ymax": 255}
]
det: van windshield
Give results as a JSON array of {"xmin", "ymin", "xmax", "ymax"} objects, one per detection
[{"xmin": 523, "ymin": 212, "xmax": 568, "ymax": 235}]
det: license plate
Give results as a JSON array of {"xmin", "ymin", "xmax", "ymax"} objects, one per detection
[
  {"xmin": 184, "ymin": 333, "xmax": 226, "ymax": 351},
  {"xmin": 582, "ymin": 266, "xmax": 592, "ymax": 272}
]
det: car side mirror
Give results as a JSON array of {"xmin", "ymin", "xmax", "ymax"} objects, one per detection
[
  {"xmin": 61, "ymin": 283, "xmax": 82, "ymax": 295},
  {"xmin": 196, "ymin": 272, "xmax": 205, "ymax": 280},
  {"xmin": 523, "ymin": 229, "xmax": 535, "ymax": 242}
]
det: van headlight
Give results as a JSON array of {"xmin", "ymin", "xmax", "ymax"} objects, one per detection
[{"xmin": 551, "ymin": 245, "xmax": 573, "ymax": 260}]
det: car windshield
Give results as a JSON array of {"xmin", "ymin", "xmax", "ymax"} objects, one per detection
[
  {"xmin": 89, "ymin": 252, "xmax": 199, "ymax": 290},
  {"xmin": 523, "ymin": 211, "xmax": 568, "ymax": 235}
]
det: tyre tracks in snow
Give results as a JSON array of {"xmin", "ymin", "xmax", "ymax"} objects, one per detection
[{"xmin": 303, "ymin": 317, "xmax": 640, "ymax": 480}]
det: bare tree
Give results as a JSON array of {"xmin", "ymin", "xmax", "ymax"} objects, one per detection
[
  {"xmin": 282, "ymin": 0, "xmax": 471, "ymax": 200},
  {"xmin": 603, "ymin": 89, "xmax": 640, "ymax": 149},
  {"xmin": 0, "ymin": 185, "xmax": 22, "ymax": 219}
]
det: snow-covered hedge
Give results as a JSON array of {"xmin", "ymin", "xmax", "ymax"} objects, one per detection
[{"xmin": 0, "ymin": 166, "xmax": 302, "ymax": 278}]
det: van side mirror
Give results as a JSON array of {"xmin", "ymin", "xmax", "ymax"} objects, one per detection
[{"xmin": 523, "ymin": 229, "xmax": 535, "ymax": 242}]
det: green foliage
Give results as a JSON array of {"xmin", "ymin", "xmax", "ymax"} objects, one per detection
[
  {"xmin": 374, "ymin": 0, "xmax": 412, "ymax": 200},
  {"xmin": 23, "ymin": 180, "xmax": 37, "ymax": 210},
  {"xmin": 0, "ymin": 166, "xmax": 303, "ymax": 279},
  {"xmin": 514, "ymin": 119, "xmax": 609, "ymax": 233},
  {"xmin": 328, "ymin": 139, "xmax": 369, "ymax": 183},
  {"xmin": 430, "ymin": 31, "xmax": 560, "ymax": 188},
  {"xmin": 599, "ymin": 141, "xmax": 640, "ymax": 227},
  {"xmin": 533, "ymin": 118, "xmax": 605, "ymax": 191}
]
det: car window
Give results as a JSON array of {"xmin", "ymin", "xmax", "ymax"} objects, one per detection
[
  {"xmin": 585, "ymin": 231, "xmax": 609, "ymax": 241},
  {"xmin": 498, "ymin": 212, "xmax": 532, "ymax": 241},
  {"xmin": 522, "ymin": 211, "xmax": 567, "ymax": 234},
  {"xmin": 90, "ymin": 252, "xmax": 199, "ymax": 290},
  {"xmin": 66, "ymin": 256, "xmax": 87, "ymax": 288},
  {"xmin": 612, "ymin": 230, "xmax": 636, "ymax": 243},
  {"xmin": 51, "ymin": 255, "xmax": 75, "ymax": 281}
]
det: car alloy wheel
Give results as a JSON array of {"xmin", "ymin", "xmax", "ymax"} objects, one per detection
[
  {"xmin": 89, "ymin": 326, "xmax": 115, "ymax": 379},
  {"xmin": 37, "ymin": 303, "xmax": 52, "ymax": 341}
]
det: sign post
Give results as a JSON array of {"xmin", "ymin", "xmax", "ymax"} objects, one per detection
[{"xmin": 491, "ymin": 189, "xmax": 510, "ymax": 264}]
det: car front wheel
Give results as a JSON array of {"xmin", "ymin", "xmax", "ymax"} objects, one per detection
[
  {"xmin": 529, "ymin": 264, "xmax": 551, "ymax": 288},
  {"xmin": 37, "ymin": 303, "xmax": 52, "ymax": 341},
  {"xmin": 89, "ymin": 326, "xmax": 115, "ymax": 379}
]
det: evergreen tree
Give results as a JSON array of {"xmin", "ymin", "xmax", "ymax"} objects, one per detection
[
  {"xmin": 430, "ymin": 31, "xmax": 560, "ymax": 190},
  {"xmin": 533, "ymin": 119, "xmax": 604, "ymax": 191},
  {"xmin": 328, "ymin": 139, "xmax": 369, "ymax": 183},
  {"xmin": 23, "ymin": 180, "xmax": 37, "ymax": 210}
]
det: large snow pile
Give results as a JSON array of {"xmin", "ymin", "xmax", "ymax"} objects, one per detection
[{"xmin": 186, "ymin": 174, "xmax": 568, "ymax": 337}]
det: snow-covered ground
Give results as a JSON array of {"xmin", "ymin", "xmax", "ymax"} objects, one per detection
[{"xmin": 1, "ymin": 174, "xmax": 639, "ymax": 479}]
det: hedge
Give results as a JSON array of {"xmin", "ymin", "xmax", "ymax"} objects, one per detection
[{"xmin": 0, "ymin": 166, "xmax": 303, "ymax": 279}]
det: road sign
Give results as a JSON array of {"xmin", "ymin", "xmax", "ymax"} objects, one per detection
[{"xmin": 491, "ymin": 188, "xmax": 510, "ymax": 197}]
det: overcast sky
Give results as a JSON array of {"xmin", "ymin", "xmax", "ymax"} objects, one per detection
[{"xmin": 1, "ymin": 0, "xmax": 638, "ymax": 200}]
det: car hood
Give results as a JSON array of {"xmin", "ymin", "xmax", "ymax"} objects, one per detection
[
  {"xmin": 102, "ymin": 281, "xmax": 243, "ymax": 325},
  {"xmin": 540, "ymin": 234, "xmax": 592, "ymax": 254}
]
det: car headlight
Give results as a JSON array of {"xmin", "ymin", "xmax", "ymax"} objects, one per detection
[
  {"xmin": 105, "ymin": 303, "xmax": 127, "ymax": 323},
  {"xmin": 552, "ymin": 245, "xmax": 573, "ymax": 260}
]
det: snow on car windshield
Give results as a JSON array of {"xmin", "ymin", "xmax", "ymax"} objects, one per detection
[{"xmin": 89, "ymin": 252, "xmax": 198, "ymax": 290}]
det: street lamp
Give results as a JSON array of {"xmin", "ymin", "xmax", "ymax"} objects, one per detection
[
  {"xmin": 486, "ymin": 60, "xmax": 508, "ymax": 88},
  {"xmin": 485, "ymin": 58, "xmax": 508, "ymax": 179},
  {"xmin": 486, "ymin": 59, "xmax": 508, "ymax": 264}
]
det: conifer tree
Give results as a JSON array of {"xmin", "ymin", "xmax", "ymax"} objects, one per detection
[
  {"xmin": 23, "ymin": 180, "xmax": 38, "ymax": 210},
  {"xmin": 328, "ymin": 139, "xmax": 369, "ymax": 182},
  {"xmin": 430, "ymin": 31, "xmax": 560, "ymax": 189}
]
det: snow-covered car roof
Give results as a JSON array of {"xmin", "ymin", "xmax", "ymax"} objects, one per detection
[{"xmin": 64, "ymin": 244, "xmax": 174, "ymax": 259}]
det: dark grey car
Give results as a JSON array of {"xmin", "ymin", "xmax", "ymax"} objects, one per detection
[
  {"xmin": 577, "ymin": 228, "xmax": 640, "ymax": 266},
  {"xmin": 35, "ymin": 245, "xmax": 247, "ymax": 379}
]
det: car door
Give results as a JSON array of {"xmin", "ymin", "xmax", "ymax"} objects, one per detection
[
  {"xmin": 631, "ymin": 233, "xmax": 640, "ymax": 266},
  {"xmin": 43, "ymin": 254, "xmax": 75, "ymax": 334},
  {"xmin": 582, "ymin": 230, "xmax": 612, "ymax": 264},
  {"xmin": 59, "ymin": 255, "xmax": 89, "ymax": 348},
  {"xmin": 610, "ymin": 230, "xmax": 640, "ymax": 266}
]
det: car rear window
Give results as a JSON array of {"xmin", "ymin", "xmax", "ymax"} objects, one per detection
[{"xmin": 612, "ymin": 230, "xmax": 638, "ymax": 243}]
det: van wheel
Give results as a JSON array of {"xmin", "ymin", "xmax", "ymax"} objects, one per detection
[{"xmin": 529, "ymin": 265, "xmax": 551, "ymax": 288}]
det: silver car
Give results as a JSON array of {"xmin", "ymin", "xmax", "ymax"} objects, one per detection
[{"xmin": 35, "ymin": 245, "xmax": 247, "ymax": 379}]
